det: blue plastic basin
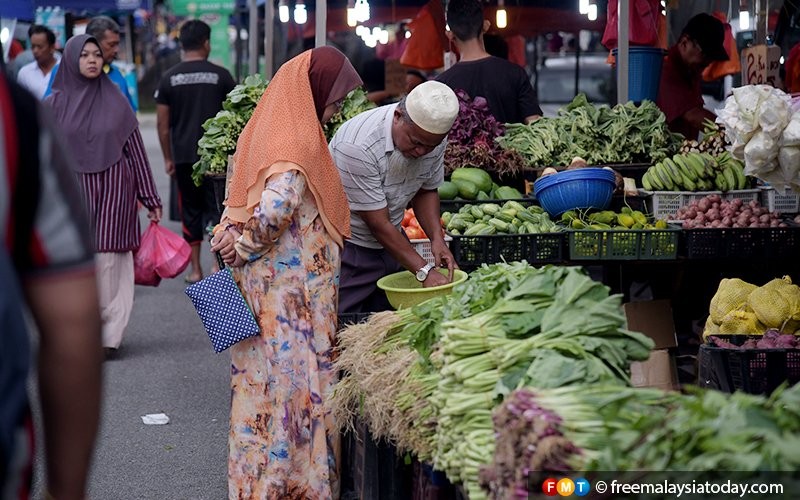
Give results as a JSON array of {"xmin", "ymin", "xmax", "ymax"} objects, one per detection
[{"xmin": 533, "ymin": 168, "xmax": 616, "ymax": 217}]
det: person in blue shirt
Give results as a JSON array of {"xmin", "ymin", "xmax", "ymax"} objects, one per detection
[{"xmin": 43, "ymin": 16, "xmax": 136, "ymax": 111}]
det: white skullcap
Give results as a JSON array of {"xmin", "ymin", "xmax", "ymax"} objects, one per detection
[{"xmin": 405, "ymin": 81, "xmax": 459, "ymax": 135}]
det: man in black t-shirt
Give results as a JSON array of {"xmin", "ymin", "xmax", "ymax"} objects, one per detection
[
  {"xmin": 155, "ymin": 20, "xmax": 235, "ymax": 283},
  {"xmin": 436, "ymin": 0, "xmax": 541, "ymax": 125}
]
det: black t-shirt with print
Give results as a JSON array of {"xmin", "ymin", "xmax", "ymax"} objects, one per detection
[
  {"xmin": 155, "ymin": 60, "xmax": 236, "ymax": 164},
  {"xmin": 436, "ymin": 56, "xmax": 542, "ymax": 124}
]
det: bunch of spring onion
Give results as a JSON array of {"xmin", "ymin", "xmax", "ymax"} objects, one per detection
[
  {"xmin": 480, "ymin": 384, "xmax": 800, "ymax": 499},
  {"xmin": 429, "ymin": 266, "xmax": 653, "ymax": 499}
]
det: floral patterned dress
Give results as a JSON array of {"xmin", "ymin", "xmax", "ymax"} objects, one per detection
[{"xmin": 227, "ymin": 170, "xmax": 340, "ymax": 499}]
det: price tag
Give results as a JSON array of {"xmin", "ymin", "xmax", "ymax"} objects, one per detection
[{"xmin": 741, "ymin": 44, "xmax": 781, "ymax": 87}]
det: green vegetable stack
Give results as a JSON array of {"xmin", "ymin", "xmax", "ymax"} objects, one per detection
[
  {"xmin": 642, "ymin": 151, "xmax": 748, "ymax": 192},
  {"xmin": 498, "ymin": 94, "xmax": 684, "ymax": 167},
  {"xmin": 322, "ymin": 87, "xmax": 376, "ymax": 141},
  {"xmin": 192, "ymin": 74, "xmax": 268, "ymax": 185},
  {"xmin": 443, "ymin": 202, "xmax": 559, "ymax": 235},
  {"xmin": 561, "ymin": 207, "xmax": 668, "ymax": 230},
  {"xmin": 482, "ymin": 383, "xmax": 800, "ymax": 498},
  {"xmin": 440, "ymin": 167, "xmax": 524, "ymax": 201},
  {"xmin": 329, "ymin": 263, "xmax": 654, "ymax": 500}
]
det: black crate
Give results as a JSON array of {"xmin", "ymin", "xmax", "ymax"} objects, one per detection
[
  {"xmin": 567, "ymin": 227, "xmax": 680, "ymax": 261},
  {"xmin": 341, "ymin": 420, "xmax": 413, "ymax": 500},
  {"xmin": 439, "ymin": 198, "xmax": 536, "ymax": 214},
  {"xmin": 449, "ymin": 232, "xmax": 565, "ymax": 270},
  {"xmin": 698, "ymin": 337, "xmax": 800, "ymax": 395},
  {"xmin": 683, "ymin": 225, "xmax": 800, "ymax": 260}
]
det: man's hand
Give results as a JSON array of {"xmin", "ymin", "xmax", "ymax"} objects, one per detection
[
  {"xmin": 147, "ymin": 207, "xmax": 162, "ymax": 223},
  {"xmin": 423, "ymin": 268, "xmax": 450, "ymax": 287},
  {"xmin": 431, "ymin": 238, "xmax": 457, "ymax": 281},
  {"xmin": 164, "ymin": 159, "xmax": 175, "ymax": 177}
]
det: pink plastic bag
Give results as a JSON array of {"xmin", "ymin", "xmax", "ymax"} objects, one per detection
[{"xmin": 134, "ymin": 222, "xmax": 191, "ymax": 286}]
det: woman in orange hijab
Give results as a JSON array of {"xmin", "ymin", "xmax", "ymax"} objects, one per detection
[{"xmin": 210, "ymin": 47, "xmax": 361, "ymax": 498}]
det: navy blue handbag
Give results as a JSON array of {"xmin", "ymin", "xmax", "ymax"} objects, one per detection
[{"xmin": 185, "ymin": 267, "xmax": 260, "ymax": 353}]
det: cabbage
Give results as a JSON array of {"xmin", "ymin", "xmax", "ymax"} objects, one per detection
[
  {"xmin": 743, "ymin": 130, "xmax": 778, "ymax": 172},
  {"xmin": 781, "ymin": 114, "xmax": 800, "ymax": 147}
]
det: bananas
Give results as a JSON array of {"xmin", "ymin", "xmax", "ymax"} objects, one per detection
[{"xmin": 643, "ymin": 152, "xmax": 748, "ymax": 192}]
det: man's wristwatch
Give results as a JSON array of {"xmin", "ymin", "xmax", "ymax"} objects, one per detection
[{"xmin": 415, "ymin": 263, "xmax": 435, "ymax": 282}]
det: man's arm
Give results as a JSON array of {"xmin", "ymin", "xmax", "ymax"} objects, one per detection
[
  {"xmin": 24, "ymin": 272, "xmax": 103, "ymax": 500},
  {"xmin": 156, "ymin": 103, "xmax": 175, "ymax": 176},
  {"xmin": 411, "ymin": 189, "xmax": 456, "ymax": 279},
  {"xmin": 359, "ymin": 208, "xmax": 427, "ymax": 272}
]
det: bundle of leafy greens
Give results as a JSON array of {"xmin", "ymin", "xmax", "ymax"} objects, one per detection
[
  {"xmin": 498, "ymin": 94, "xmax": 684, "ymax": 167},
  {"xmin": 323, "ymin": 87, "xmax": 376, "ymax": 141},
  {"xmin": 329, "ymin": 263, "xmax": 653, "ymax": 500},
  {"xmin": 444, "ymin": 89, "xmax": 526, "ymax": 178},
  {"xmin": 192, "ymin": 74, "xmax": 268, "ymax": 185},
  {"xmin": 481, "ymin": 383, "xmax": 800, "ymax": 499}
]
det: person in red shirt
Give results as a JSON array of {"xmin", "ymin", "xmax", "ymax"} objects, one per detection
[{"xmin": 656, "ymin": 13, "xmax": 729, "ymax": 140}]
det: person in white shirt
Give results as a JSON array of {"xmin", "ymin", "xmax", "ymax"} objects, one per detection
[{"xmin": 16, "ymin": 25, "xmax": 59, "ymax": 99}]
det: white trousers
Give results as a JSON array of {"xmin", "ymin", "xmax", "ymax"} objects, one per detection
[{"xmin": 96, "ymin": 251, "xmax": 134, "ymax": 349}]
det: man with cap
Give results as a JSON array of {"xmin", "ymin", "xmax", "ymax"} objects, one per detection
[
  {"xmin": 656, "ymin": 13, "xmax": 729, "ymax": 139},
  {"xmin": 330, "ymin": 80, "xmax": 459, "ymax": 314}
]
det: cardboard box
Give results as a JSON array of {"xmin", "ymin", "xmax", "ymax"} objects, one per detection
[
  {"xmin": 624, "ymin": 300, "xmax": 680, "ymax": 389},
  {"xmin": 631, "ymin": 350, "xmax": 680, "ymax": 390},
  {"xmin": 623, "ymin": 299, "xmax": 678, "ymax": 349}
]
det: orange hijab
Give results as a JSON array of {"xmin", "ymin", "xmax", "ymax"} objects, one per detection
[{"xmin": 225, "ymin": 48, "xmax": 362, "ymax": 247}]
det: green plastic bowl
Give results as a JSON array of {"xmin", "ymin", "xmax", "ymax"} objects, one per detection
[{"xmin": 376, "ymin": 269, "xmax": 468, "ymax": 310}]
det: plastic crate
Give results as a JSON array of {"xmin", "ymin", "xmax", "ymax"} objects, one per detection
[
  {"xmin": 762, "ymin": 187, "xmax": 800, "ymax": 214},
  {"xmin": 682, "ymin": 225, "xmax": 800, "ymax": 260},
  {"xmin": 698, "ymin": 337, "xmax": 800, "ymax": 395},
  {"xmin": 567, "ymin": 227, "xmax": 680, "ymax": 261},
  {"xmin": 721, "ymin": 188, "xmax": 761, "ymax": 204},
  {"xmin": 449, "ymin": 232, "xmax": 565, "ymax": 271},
  {"xmin": 409, "ymin": 236, "xmax": 452, "ymax": 264},
  {"xmin": 439, "ymin": 198, "xmax": 535, "ymax": 214},
  {"xmin": 640, "ymin": 190, "xmax": 722, "ymax": 220}
]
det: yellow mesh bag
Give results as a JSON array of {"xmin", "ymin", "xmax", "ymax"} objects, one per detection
[
  {"xmin": 709, "ymin": 278, "xmax": 757, "ymax": 323},
  {"xmin": 702, "ymin": 316, "xmax": 721, "ymax": 339},
  {"xmin": 747, "ymin": 276, "xmax": 797, "ymax": 330},
  {"xmin": 719, "ymin": 308, "xmax": 764, "ymax": 334}
]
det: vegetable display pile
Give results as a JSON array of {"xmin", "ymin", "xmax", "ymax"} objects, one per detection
[
  {"xmin": 674, "ymin": 195, "xmax": 787, "ymax": 229},
  {"xmin": 480, "ymin": 383, "xmax": 800, "ymax": 499},
  {"xmin": 444, "ymin": 90, "xmax": 526, "ymax": 178},
  {"xmin": 192, "ymin": 74, "xmax": 268, "ymax": 185},
  {"xmin": 561, "ymin": 207, "xmax": 668, "ymax": 230},
  {"xmin": 642, "ymin": 151, "xmax": 749, "ymax": 192},
  {"xmin": 439, "ymin": 167, "xmax": 524, "ymax": 201},
  {"xmin": 328, "ymin": 263, "xmax": 653, "ymax": 500},
  {"xmin": 322, "ymin": 87, "xmax": 375, "ymax": 140},
  {"xmin": 704, "ymin": 276, "xmax": 800, "ymax": 336},
  {"xmin": 498, "ymin": 94, "xmax": 683, "ymax": 167},
  {"xmin": 442, "ymin": 202, "xmax": 559, "ymax": 236},
  {"xmin": 717, "ymin": 84, "xmax": 800, "ymax": 191}
]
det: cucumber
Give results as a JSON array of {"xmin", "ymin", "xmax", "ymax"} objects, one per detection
[
  {"xmin": 494, "ymin": 210, "xmax": 515, "ymax": 223},
  {"xmin": 488, "ymin": 218, "xmax": 510, "ymax": 232},
  {"xmin": 464, "ymin": 223, "xmax": 489, "ymax": 236},
  {"xmin": 470, "ymin": 206, "xmax": 484, "ymax": 219},
  {"xmin": 438, "ymin": 181, "xmax": 459, "ymax": 200},
  {"xmin": 479, "ymin": 203, "xmax": 501, "ymax": 216},
  {"xmin": 495, "ymin": 186, "xmax": 524, "ymax": 200},
  {"xmin": 504, "ymin": 201, "xmax": 527, "ymax": 213},
  {"xmin": 452, "ymin": 179, "xmax": 480, "ymax": 200},
  {"xmin": 528, "ymin": 205, "xmax": 545, "ymax": 214},
  {"xmin": 451, "ymin": 167, "xmax": 493, "ymax": 194}
]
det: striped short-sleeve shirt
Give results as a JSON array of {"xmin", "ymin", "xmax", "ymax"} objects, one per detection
[{"xmin": 329, "ymin": 104, "xmax": 445, "ymax": 249}]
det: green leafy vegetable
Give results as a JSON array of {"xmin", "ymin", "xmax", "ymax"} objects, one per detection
[
  {"xmin": 323, "ymin": 88, "xmax": 376, "ymax": 141},
  {"xmin": 191, "ymin": 74, "xmax": 268, "ymax": 185}
]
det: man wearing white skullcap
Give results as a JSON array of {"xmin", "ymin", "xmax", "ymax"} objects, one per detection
[{"xmin": 330, "ymin": 80, "xmax": 460, "ymax": 314}]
